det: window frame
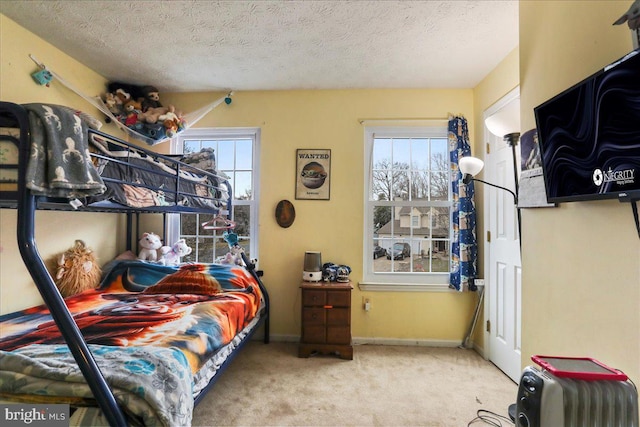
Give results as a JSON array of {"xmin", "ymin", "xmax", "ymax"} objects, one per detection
[
  {"xmin": 168, "ymin": 127, "xmax": 260, "ymax": 263},
  {"xmin": 362, "ymin": 126, "xmax": 452, "ymax": 292}
]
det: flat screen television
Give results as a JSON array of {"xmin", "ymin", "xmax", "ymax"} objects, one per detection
[{"xmin": 534, "ymin": 48, "xmax": 640, "ymax": 203}]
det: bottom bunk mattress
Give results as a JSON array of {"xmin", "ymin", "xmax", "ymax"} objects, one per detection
[{"xmin": 0, "ymin": 261, "xmax": 265, "ymax": 426}]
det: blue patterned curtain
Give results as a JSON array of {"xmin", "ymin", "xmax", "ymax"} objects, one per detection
[{"xmin": 449, "ymin": 116, "xmax": 478, "ymax": 291}]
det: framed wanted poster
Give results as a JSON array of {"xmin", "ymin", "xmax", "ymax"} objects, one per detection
[{"xmin": 295, "ymin": 149, "xmax": 331, "ymax": 200}]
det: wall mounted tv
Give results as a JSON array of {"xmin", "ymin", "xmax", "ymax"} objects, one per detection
[{"xmin": 534, "ymin": 48, "xmax": 640, "ymax": 204}]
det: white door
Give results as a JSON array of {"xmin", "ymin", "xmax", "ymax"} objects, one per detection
[{"xmin": 484, "ymin": 88, "xmax": 522, "ymax": 383}]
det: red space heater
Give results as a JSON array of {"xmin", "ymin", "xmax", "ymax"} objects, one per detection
[{"xmin": 515, "ymin": 356, "xmax": 638, "ymax": 427}]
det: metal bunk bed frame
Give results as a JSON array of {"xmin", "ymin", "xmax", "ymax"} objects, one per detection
[{"xmin": 0, "ymin": 101, "xmax": 269, "ymax": 426}]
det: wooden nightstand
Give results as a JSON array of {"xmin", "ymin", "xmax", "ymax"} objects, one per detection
[{"xmin": 298, "ymin": 281, "xmax": 353, "ymax": 360}]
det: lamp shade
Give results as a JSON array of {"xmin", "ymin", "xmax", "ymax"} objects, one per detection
[
  {"xmin": 459, "ymin": 156, "xmax": 485, "ymax": 177},
  {"xmin": 485, "ymin": 98, "xmax": 520, "ymax": 138}
]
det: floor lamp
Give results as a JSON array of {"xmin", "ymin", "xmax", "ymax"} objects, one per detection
[
  {"xmin": 460, "ymin": 106, "xmax": 522, "ymax": 421},
  {"xmin": 458, "ymin": 149, "xmax": 521, "ymax": 351},
  {"xmin": 458, "ymin": 108, "xmax": 522, "ymax": 339},
  {"xmin": 460, "ymin": 99, "xmax": 522, "ymax": 248},
  {"xmin": 459, "ymin": 145, "xmax": 521, "ymax": 249}
]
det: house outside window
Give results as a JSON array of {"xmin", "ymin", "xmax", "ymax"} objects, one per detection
[
  {"xmin": 363, "ymin": 126, "xmax": 451, "ymax": 290},
  {"xmin": 168, "ymin": 128, "xmax": 260, "ymax": 263}
]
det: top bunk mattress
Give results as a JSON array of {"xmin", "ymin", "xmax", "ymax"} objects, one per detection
[{"xmin": 0, "ymin": 101, "xmax": 230, "ymax": 214}]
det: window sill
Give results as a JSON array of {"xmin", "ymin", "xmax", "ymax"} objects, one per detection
[{"xmin": 358, "ymin": 282, "xmax": 456, "ymax": 292}]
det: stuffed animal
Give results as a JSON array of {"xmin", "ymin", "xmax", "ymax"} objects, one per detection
[
  {"xmin": 138, "ymin": 232, "xmax": 162, "ymax": 262},
  {"xmin": 223, "ymin": 231, "xmax": 239, "ymax": 247},
  {"xmin": 158, "ymin": 105, "xmax": 179, "ymax": 122},
  {"xmin": 159, "ymin": 239, "xmax": 192, "ymax": 266},
  {"xmin": 137, "ymin": 106, "xmax": 169, "ymax": 124},
  {"xmin": 114, "ymin": 88, "xmax": 131, "ymax": 105},
  {"xmin": 123, "ymin": 99, "xmax": 142, "ymax": 126},
  {"xmin": 108, "ymin": 82, "xmax": 143, "ymax": 101},
  {"xmin": 103, "ymin": 92, "xmax": 123, "ymax": 115},
  {"xmin": 217, "ymin": 245, "xmax": 244, "ymax": 266},
  {"xmin": 141, "ymin": 85, "xmax": 162, "ymax": 111},
  {"xmin": 137, "ymin": 123, "xmax": 166, "ymax": 140},
  {"xmin": 163, "ymin": 119, "xmax": 179, "ymax": 137},
  {"xmin": 54, "ymin": 240, "xmax": 101, "ymax": 297}
]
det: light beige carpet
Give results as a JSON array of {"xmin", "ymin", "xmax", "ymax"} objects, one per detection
[{"xmin": 192, "ymin": 342, "xmax": 517, "ymax": 426}]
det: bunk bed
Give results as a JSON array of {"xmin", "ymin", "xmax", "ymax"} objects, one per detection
[{"xmin": 0, "ymin": 101, "xmax": 269, "ymax": 426}]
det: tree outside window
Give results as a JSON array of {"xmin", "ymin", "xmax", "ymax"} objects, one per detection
[{"xmin": 365, "ymin": 127, "xmax": 451, "ymax": 286}]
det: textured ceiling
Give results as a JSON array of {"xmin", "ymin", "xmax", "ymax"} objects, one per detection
[{"xmin": 1, "ymin": 1, "xmax": 519, "ymax": 92}]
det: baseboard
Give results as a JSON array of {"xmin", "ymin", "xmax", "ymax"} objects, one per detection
[
  {"xmin": 262, "ymin": 334, "xmax": 467, "ymax": 349},
  {"xmin": 472, "ymin": 342, "xmax": 486, "ymax": 358},
  {"xmin": 352, "ymin": 337, "xmax": 462, "ymax": 347}
]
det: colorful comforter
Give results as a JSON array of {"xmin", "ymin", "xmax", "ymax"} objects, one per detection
[{"xmin": 0, "ymin": 261, "xmax": 264, "ymax": 426}]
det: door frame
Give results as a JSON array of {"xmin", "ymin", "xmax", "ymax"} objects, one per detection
[{"xmin": 481, "ymin": 86, "xmax": 521, "ymax": 379}]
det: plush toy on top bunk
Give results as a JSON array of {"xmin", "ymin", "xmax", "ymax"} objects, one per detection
[{"xmin": 102, "ymin": 82, "xmax": 186, "ymax": 142}]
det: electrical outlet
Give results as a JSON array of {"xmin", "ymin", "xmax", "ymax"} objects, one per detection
[
  {"xmin": 363, "ymin": 297, "xmax": 371, "ymax": 311},
  {"xmin": 474, "ymin": 279, "xmax": 485, "ymax": 289}
]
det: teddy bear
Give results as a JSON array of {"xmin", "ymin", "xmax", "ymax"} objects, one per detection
[
  {"xmin": 158, "ymin": 105, "xmax": 179, "ymax": 122},
  {"xmin": 103, "ymin": 92, "xmax": 123, "ymax": 116},
  {"xmin": 159, "ymin": 238, "xmax": 192, "ymax": 266},
  {"xmin": 123, "ymin": 99, "xmax": 143, "ymax": 127},
  {"xmin": 137, "ymin": 106, "xmax": 169, "ymax": 124},
  {"xmin": 138, "ymin": 232, "xmax": 162, "ymax": 262},
  {"xmin": 114, "ymin": 88, "xmax": 131, "ymax": 105},
  {"xmin": 141, "ymin": 85, "xmax": 162, "ymax": 111},
  {"xmin": 163, "ymin": 119, "xmax": 179, "ymax": 137}
]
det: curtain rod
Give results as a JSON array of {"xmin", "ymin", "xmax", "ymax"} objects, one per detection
[{"xmin": 358, "ymin": 117, "xmax": 450, "ymax": 125}]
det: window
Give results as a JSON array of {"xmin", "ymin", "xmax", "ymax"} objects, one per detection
[
  {"xmin": 363, "ymin": 126, "xmax": 452, "ymax": 290},
  {"xmin": 168, "ymin": 128, "xmax": 260, "ymax": 263}
]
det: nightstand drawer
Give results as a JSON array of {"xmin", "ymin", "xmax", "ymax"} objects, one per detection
[
  {"xmin": 327, "ymin": 290, "xmax": 350, "ymax": 307},
  {"xmin": 302, "ymin": 325, "xmax": 326, "ymax": 343},
  {"xmin": 302, "ymin": 307, "xmax": 325, "ymax": 325},
  {"xmin": 327, "ymin": 325, "xmax": 351, "ymax": 345},
  {"xmin": 327, "ymin": 307, "xmax": 350, "ymax": 325},
  {"xmin": 302, "ymin": 290, "xmax": 326, "ymax": 306}
]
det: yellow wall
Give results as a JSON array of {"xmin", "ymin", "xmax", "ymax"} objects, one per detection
[
  {"xmin": 0, "ymin": 15, "xmax": 125, "ymax": 313},
  {"xmin": 167, "ymin": 90, "xmax": 478, "ymax": 342},
  {"xmin": 519, "ymin": 1, "xmax": 639, "ymax": 383}
]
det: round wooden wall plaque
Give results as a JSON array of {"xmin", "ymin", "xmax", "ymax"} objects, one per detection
[{"xmin": 275, "ymin": 200, "xmax": 295, "ymax": 228}]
